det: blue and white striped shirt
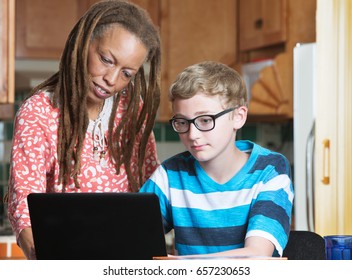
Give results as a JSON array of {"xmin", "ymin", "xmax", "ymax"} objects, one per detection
[{"xmin": 140, "ymin": 140, "xmax": 294, "ymax": 256}]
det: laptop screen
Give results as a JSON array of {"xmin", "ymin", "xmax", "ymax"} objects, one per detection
[{"xmin": 28, "ymin": 192, "xmax": 167, "ymax": 260}]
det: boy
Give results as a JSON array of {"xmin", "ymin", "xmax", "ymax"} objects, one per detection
[{"xmin": 140, "ymin": 61, "xmax": 294, "ymax": 258}]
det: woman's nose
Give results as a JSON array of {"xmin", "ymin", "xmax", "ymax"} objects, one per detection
[{"xmin": 104, "ymin": 68, "xmax": 120, "ymax": 86}]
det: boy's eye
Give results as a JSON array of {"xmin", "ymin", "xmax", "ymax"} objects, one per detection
[
  {"xmin": 175, "ymin": 120, "xmax": 187, "ymax": 126},
  {"xmin": 198, "ymin": 116, "xmax": 213, "ymax": 124}
]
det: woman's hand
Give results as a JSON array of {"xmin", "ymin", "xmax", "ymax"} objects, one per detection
[{"xmin": 18, "ymin": 227, "xmax": 36, "ymax": 260}]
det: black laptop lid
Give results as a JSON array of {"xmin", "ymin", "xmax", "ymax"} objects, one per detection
[{"xmin": 27, "ymin": 192, "xmax": 167, "ymax": 260}]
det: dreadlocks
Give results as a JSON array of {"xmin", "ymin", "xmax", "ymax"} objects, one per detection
[{"xmin": 28, "ymin": 0, "xmax": 161, "ymax": 192}]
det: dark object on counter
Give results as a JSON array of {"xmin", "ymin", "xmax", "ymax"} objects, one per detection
[
  {"xmin": 283, "ymin": 230, "xmax": 326, "ymax": 260},
  {"xmin": 28, "ymin": 192, "xmax": 167, "ymax": 260}
]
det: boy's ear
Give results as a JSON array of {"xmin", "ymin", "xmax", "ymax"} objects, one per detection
[{"xmin": 233, "ymin": 106, "xmax": 248, "ymax": 129}]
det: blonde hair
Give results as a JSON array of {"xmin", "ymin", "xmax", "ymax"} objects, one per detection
[
  {"xmin": 27, "ymin": 0, "xmax": 161, "ymax": 192},
  {"xmin": 169, "ymin": 61, "xmax": 247, "ymax": 108}
]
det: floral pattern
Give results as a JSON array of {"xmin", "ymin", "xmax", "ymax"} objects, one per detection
[{"xmin": 7, "ymin": 92, "xmax": 159, "ymax": 239}]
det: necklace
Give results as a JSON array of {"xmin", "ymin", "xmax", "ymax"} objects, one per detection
[
  {"xmin": 93, "ymin": 146, "xmax": 107, "ymax": 167},
  {"xmin": 91, "ymin": 101, "xmax": 108, "ymax": 168}
]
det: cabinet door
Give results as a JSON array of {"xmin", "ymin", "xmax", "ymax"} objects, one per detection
[
  {"xmin": 0, "ymin": 0, "xmax": 15, "ymax": 119},
  {"xmin": 15, "ymin": 0, "xmax": 90, "ymax": 59},
  {"xmin": 239, "ymin": 0, "xmax": 287, "ymax": 51},
  {"xmin": 129, "ymin": 0, "xmax": 160, "ymax": 26},
  {"xmin": 314, "ymin": 0, "xmax": 352, "ymax": 236},
  {"xmin": 15, "ymin": 0, "xmax": 158, "ymax": 60},
  {"xmin": 159, "ymin": 0, "xmax": 238, "ymax": 121}
]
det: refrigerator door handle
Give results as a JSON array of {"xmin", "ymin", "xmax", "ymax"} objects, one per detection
[{"xmin": 306, "ymin": 121, "xmax": 315, "ymax": 232}]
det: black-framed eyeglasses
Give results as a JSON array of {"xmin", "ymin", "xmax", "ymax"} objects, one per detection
[{"xmin": 169, "ymin": 107, "xmax": 238, "ymax": 134}]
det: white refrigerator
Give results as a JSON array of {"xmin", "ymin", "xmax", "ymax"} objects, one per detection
[{"xmin": 293, "ymin": 42, "xmax": 316, "ymax": 231}]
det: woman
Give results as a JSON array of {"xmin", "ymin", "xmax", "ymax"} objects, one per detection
[{"xmin": 7, "ymin": 0, "xmax": 161, "ymax": 259}]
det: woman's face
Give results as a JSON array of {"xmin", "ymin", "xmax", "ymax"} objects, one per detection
[{"xmin": 87, "ymin": 25, "xmax": 148, "ymax": 106}]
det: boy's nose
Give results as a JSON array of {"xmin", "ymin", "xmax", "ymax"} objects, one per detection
[{"xmin": 187, "ymin": 123, "xmax": 201, "ymax": 139}]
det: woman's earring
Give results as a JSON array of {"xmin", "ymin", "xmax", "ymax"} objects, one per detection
[{"xmin": 121, "ymin": 88, "xmax": 127, "ymax": 96}]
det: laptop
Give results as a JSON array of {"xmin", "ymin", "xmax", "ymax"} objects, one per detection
[{"xmin": 27, "ymin": 192, "xmax": 168, "ymax": 260}]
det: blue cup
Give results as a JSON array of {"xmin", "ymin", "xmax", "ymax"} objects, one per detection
[{"xmin": 324, "ymin": 235, "xmax": 352, "ymax": 260}]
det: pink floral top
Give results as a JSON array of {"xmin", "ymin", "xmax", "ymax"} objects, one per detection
[{"xmin": 8, "ymin": 91, "xmax": 159, "ymax": 239}]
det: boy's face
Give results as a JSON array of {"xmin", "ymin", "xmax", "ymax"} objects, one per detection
[{"xmin": 172, "ymin": 92, "xmax": 239, "ymax": 164}]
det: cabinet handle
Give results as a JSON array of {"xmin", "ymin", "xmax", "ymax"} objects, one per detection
[
  {"xmin": 321, "ymin": 139, "xmax": 330, "ymax": 185},
  {"xmin": 255, "ymin": 18, "xmax": 263, "ymax": 29}
]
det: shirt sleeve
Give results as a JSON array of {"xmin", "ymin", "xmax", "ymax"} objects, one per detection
[
  {"xmin": 7, "ymin": 95, "xmax": 54, "ymax": 239},
  {"xmin": 246, "ymin": 156, "xmax": 294, "ymax": 256}
]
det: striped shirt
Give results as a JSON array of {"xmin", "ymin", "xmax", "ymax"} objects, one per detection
[{"xmin": 140, "ymin": 140, "xmax": 294, "ymax": 256}]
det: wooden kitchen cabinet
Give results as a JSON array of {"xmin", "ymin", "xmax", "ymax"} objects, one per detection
[
  {"xmin": 246, "ymin": 0, "xmax": 316, "ymax": 119},
  {"xmin": 15, "ymin": 0, "xmax": 94, "ymax": 59},
  {"xmin": 129, "ymin": 0, "xmax": 159, "ymax": 25},
  {"xmin": 14, "ymin": 0, "xmax": 238, "ymax": 121},
  {"xmin": 158, "ymin": 0, "xmax": 238, "ymax": 121},
  {"xmin": 314, "ymin": 1, "xmax": 352, "ymax": 236},
  {"xmin": 15, "ymin": 0, "xmax": 159, "ymax": 60},
  {"xmin": 0, "ymin": 0, "xmax": 15, "ymax": 119},
  {"xmin": 239, "ymin": 0, "xmax": 287, "ymax": 51},
  {"xmin": 99, "ymin": 0, "xmax": 237, "ymax": 121}
]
